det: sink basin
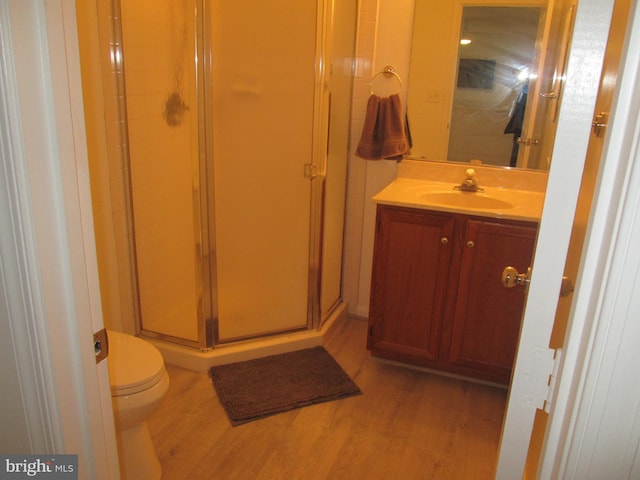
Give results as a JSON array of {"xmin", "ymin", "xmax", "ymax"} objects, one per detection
[{"xmin": 420, "ymin": 191, "xmax": 513, "ymax": 210}]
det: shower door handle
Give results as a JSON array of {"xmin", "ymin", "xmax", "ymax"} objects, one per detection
[{"xmin": 304, "ymin": 163, "xmax": 319, "ymax": 179}]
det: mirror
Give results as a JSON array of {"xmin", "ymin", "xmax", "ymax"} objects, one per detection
[
  {"xmin": 449, "ymin": 7, "xmax": 541, "ymax": 168},
  {"xmin": 407, "ymin": 0, "xmax": 576, "ymax": 170}
]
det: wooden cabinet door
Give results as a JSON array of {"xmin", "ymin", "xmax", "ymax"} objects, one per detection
[
  {"xmin": 446, "ymin": 218, "xmax": 537, "ymax": 383},
  {"xmin": 368, "ymin": 206, "xmax": 456, "ymax": 365}
]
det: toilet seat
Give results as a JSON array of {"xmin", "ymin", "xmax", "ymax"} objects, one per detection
[{"xmin": 108, "ymin": 330, "xmax": 166, "ymax": 397}]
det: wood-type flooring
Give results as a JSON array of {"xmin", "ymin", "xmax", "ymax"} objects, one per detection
[{"xmin": 147, "ymin": 317, "xmax": 507, "ymax": 479}]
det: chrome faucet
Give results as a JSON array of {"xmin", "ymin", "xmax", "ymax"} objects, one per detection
[{"xmin": 454, "ymin": 168, "xmax": 484, "ymax": 193}]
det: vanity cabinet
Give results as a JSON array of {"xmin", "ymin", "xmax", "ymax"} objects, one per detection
[{"xmin": 367, "ymin": 204, "xmax": 537, "ymax": 384}]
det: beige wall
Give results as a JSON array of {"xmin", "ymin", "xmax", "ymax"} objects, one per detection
[
  {"xmin": 406, "ymin": 0, "xmax": 458, "ymax": 162},
  {"xmin": 321, "ymin": 0, "xmax": 358, "ymax": 319},
  {"xmin": 343, "ymin": 0, "xmax": 415, "ymax": 318}
]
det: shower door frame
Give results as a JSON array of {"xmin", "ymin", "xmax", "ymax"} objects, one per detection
[
  {"xmin": 205, "ymin": 0, "xmax": 333, "ymax": 344},
  {"xmin": 109, "ymin": 0, "xmax": 213, "ymax": 349},
  {"xmin": 111, "ymin": 0, "xmax": 337, "ymax": 350}
]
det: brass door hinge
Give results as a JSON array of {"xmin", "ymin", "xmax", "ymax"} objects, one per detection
[{"xmin": 592, "ymin": 112, "xmax": 609, "ymax": 137}]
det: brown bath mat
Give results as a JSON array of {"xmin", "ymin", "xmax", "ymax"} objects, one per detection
[{"xmin": 209, "ymin": 346, "xmax": 362, "ymax": 426}]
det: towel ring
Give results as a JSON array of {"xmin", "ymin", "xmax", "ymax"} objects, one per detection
[{"xmin": 370, "ymin": 65, "xmax": 403, "ymax": 95}]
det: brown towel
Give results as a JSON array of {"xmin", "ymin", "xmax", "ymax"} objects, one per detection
[{"xmin": 356, "ymin": 94, "xmax": 411, "ymax": 160}]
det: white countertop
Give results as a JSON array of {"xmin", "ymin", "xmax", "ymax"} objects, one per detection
[{"xmin": 372, "ymin": 178, "xmax": 544, "ymax": 222}]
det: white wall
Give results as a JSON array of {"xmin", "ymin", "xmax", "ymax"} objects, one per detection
[{"xmin": 343, "ymin": 0, "xmax": 415, "ymax": 317}]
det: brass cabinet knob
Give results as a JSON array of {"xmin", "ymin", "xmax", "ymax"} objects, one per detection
[
  {"xmin": 440, "ymin": 237, "xmax": 449, "ymax": 245},
  {"xmin": 466, "ymin": 240, "xmax": 475, "ymax": 247}
]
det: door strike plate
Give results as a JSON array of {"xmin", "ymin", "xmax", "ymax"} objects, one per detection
[{"xmin": 94, "ymin": 328, "xmax": 109, "ymax": 364}]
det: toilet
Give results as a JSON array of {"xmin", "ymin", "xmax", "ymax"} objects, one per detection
[{"xmin": 108, "ymin": 330, "xmax": 170, "ymax": 480}]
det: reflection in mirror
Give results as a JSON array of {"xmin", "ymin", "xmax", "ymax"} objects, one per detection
[
  {"xmin": 448, "ymin": 7, "xmax": 540, "ymax": 168},
  {"xmin": 407, "ymin": 0, "xmax": 577, "ymax": 171}
]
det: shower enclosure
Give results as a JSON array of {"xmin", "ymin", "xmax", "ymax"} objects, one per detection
[{"xmin": 93, "ymin": 0, "xmax": 356, "ymax": 349}]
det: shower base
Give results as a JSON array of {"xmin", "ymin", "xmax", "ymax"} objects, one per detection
[{"xmin": 148, "ymin": 302, "xmax": 347, "ymax": 372}]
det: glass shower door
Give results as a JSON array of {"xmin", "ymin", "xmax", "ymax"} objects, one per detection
[
  {"xmin": 114, "ymin": 0, "xmax": 345, "ymax": 347},
  {"xmin": 120, "ymin": 0, "xmax": 207, "ymax": 346},
  {"xmin": 210, "ymin": 0, "xmax": 319, "ymax": 341}
]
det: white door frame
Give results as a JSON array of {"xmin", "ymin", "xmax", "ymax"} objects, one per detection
[
  {"xmin": 1, "ymin": 0, "xmax": 119, "ymax": 478},
  {"xmin": 539, "ymin": 0, "xmax": 640, "ymax": 476},
  {"xmin": 498, "ymin": 0, "xmax": 639, "ymax": 477}
]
